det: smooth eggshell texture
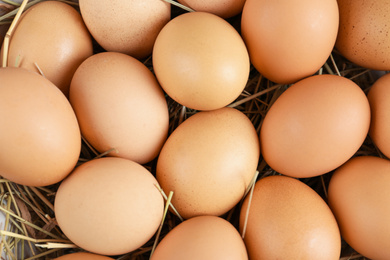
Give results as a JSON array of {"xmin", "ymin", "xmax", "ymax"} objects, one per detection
[
  {"xmin": 240, "ymin": 175, "xmax": 341, "ymax": 260},
  {"xmin": 336, "ymin": 0, "xmax": 390, "ymax": 70},
  {"xmin": 69, "ymin": 52, "xmax": 169, "ymax": 164},
  {"xmin": 156, "ymin": 107, "xmax": 260, "ymax": 219},
  {"xmin": 176, "ymin": 0, "xmax": 246, "ymax": 18},
  {"xmin": 54, "ymin": 157, "xmax": 164, "ymax": 256},
  {"xmin": 53, "ymin": 252, "xmax": 114, "ymax": 260},
  {"xmin": 260, "ymin": 74, "xmax": 370, "ymax": 178},
  {"xmin": 367, "ymin": 73, "xmax": 390, "ymax": 158},
  {"xmin": 0, "ymin": 67, "xmax": 81, "ymax": 187},
  {"xmin": 151, "ymin": 216, "xmax": 248, "ymax": 260},
  {"xmin": 328, "ymin": 156, "xmax": 390, "ymax": 260},
  {"xmin": 1, "ymin": 1, "xmax": 93, "ymax": 97},
  {"xmin": 241, "ymin": 0, "xmax": 339, "ymax": 84},
  {"xmin": 79, "ymin": 0, "xmax": 170, "ymax": 59},
  {"xmin": 153, "ymin": 12, "xmax": 250, "ymax": 111}
]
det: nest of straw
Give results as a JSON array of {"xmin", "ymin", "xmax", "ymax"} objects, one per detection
[{"xmin": 0, "ymin": 1, "xmax": 382, "ymax": 259}]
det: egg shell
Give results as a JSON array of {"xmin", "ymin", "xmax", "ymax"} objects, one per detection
[
  {"xmin": 260, "ymin": 74, "xmax": 371, "ymax": 178},
  {"xmin": 53, "ymin": 252, "xmax": 114, "ymax": 260},
  {"xmin": 79, "ymin": 0, "xmax": 170, "ymax": 59},
  {"xmin": 54, "ymin": 157, "xmax": 164, "ymax": 256},
  {"xmin": 69, "ymin": 52, "xmax": 169, "ymax": 164},
  {"xmin": 0, "ymin": 67, "xmax": 81, "ymax": 187},
  {"xmin": 240, "ymin": 175, "xmax": 341, "ymax": 259},
  {"xmin": 336, "ymin": 0, "xmax": 390, "ymax": 70},
  {"xmin": 367, "ymin": 73, "xmax": 390, "ymax": 158},
  {"xmin": 241, "ymin": 0, "xmax": 339, "ymax": 84},
  {"xmin": 153, "ymin": 11, "xmax": 250, "ymax": 111},
  {"xmin": 156, "ymin": 107, "xmax": 260, "ymax": 219},
  {"xmin": 176, "ymin": 0, "xmax": 246, "ymax": 18},
  {"xmin": 151, "ymin": 216, "xmax": 248, "ymax": 260},
  {"xmin": 1, "ymin": 1, "xmax": 93, "ymax": 97},
  {"xmin": 328, "ymin": 156, "xmax": 390, "ymax": 260}
]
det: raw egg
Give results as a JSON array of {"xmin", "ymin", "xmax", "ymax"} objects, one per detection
[
  {"xmin": 176, "ymin": 0, "xmax": 246, "ymax": 18},
  {"xmin": 54, "ymin": 157, "xmax": 164, "ymax": 256},
  {"xmin": 53, "ymin": 252, "xmax": 114, "ymax": 260},
  {"xmin": 328, "ymin": 156, "xmax": 390, "ymax": 260},
  {"xmin": 153, "ymin": 11, "xmax": 250, "ymax": 111},
  {"xmin": 260, "ymin": 74, "xmax": 370, "ymax": 178},
  {"xmin": 156, "ymin": 107, "xmax": 260, "ymax": 219},
  {"xmin": 69, "ymin": 52, "xmax": 169, "ymax": 164},
  {"xmin": 240, "ymin": 175, "xmax": 341, "ymax": 259}
]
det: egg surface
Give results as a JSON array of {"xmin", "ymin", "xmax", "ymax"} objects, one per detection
[
  {"xmin": 153, "ymin": 12, "xmax": 250, "ymax": 111},
  {"xmin": 176, "ymin": 0, "xmax": 246, "ymax": 18},
  {"xmin": 0, "ymin": 67, "xmax": 81, "ymax": 187},
  {"xmin": 240, "ymin": 175, "xmax": 341, "ymax": 259},
  {"xmin": 156, "ymin": 107, "xmax": 260, "ymax": 219},
  {"xmin": 260, "ymin": 74, "xmax": 370, "ymax": 178},
  {"xmin": 367, "ymin": 73, "xmax": 390, "ymax": 158},
  {"xmin": 241, "ymin": 0, "xmax": 339, "ymax": 84},
  {"xmin": 336, "ymin": 0, "xmax": 390, "ymax": 70},
  {"xmin": 69, "ymin": 52, "xmax": 169, "ymax": 164},
  {"xmin": 54, "ymin": 252, "xmax": 114, "ymax": 260},
  {"xmin": 151, "ymin": 216, "xmax": 248, "ymax": 260},
  {"xmin": 328, "ymin": 156, "xmax": 390, "ymax": 260},
  {"xmin": 54, "ymin": 157, "xmax": 164, "ymax": 256},
  {"xmin": 1, "ymin": 1, "xmax": 93, "ymax": 97},
  {"xmin": 79, "ymin": 0, "xmax": 170, "ymax": 59}
]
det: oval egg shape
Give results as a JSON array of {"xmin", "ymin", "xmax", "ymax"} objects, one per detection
[
  {"xmin": 53, "ymin": 252, "xmax": 114, "ymax": 260},
  {"xmin": 241, "ymin": 0, "xmax": 339, "ymax": 84},
  {"xmin": 260, "ymin": 74, "xmax": 370, "ymax": 178},
  {"xmin": 54, "ymin": 157, "xmax": 164, "ymax": 256},
  {"xmin": 328, "ymin": 156, "xmax": 390, "ymax": 260},
  {"xmin": 151, "ymin": 216, "xmax": 248, "ymax": 260},
  {"xmin": 240, "ymin": 175, "xmax": 341, "ymax": 259},
  {"xmin": 69, "ymin": 52, "xmax": 169, "ymax": 164},
  {"xmin": 0, "ymin": 67, "xmax": 81, "ymax": 187},
  {"xmin": 153, "ymin": 11, "xmax": 250, "ymax": 111},
  {"xmin": 156, "ymin": 107, "xmax": 260, "ymax": 219}
]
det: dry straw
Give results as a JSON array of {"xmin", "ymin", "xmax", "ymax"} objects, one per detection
[{"xmin": 0, "ymin": 0, "xmax": 381, "ymax": 259}]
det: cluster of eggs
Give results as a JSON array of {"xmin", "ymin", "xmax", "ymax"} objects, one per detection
[{"xmin": 1, "ymin": 0, "xmax": 390, "ymax": 259}]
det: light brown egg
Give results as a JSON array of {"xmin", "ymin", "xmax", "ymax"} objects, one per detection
[
  {"xmin": 1, "ymin": 1, "xmax": 93, "ymax": 97},
  {"xmin": 79, "ymin": 0, "xmax": 170, "ymax": 59},
  {"xmin": 176, "ymin": 0, "xmax": 246, "ymax": 18},
  {"xmin": 69, "ymin": 52, "xmax": 169, "ymax": 164},
  {"xmin": 151, "ymin": 216, "xmax": 248, "ymax": 260},
  {"xmin": 328, "ymin": 156, "xmax": 390, "ymax": 260},
  {"xmin": 53, "ymin": 252, "xmax": 114, "ymax": 260},
  {"xmin": 367, "ymin": 73, "xmax": 390, "ymax": 158},
  {"xmin": 156, "ymin": 107, "xmax": 260, "ymax": 219},
  {"xmin": 153, "ymin": 11, "xmax": 250, "ymax": 111},
  {"xmin": 54, "ymin": 157, "xmax": 164, "ymax": 256},
  {"xmin": 0, "ymin": 67, "xmax": 81, "ymax": 187},
  {"xmin": 336, "ymin": 0, "xmax": 390, "ymax": 70},
  {"xmin": 241, "ymin": 0, "xmax": 339, "ymax": 84},
  {"xmin": 240, "ymin": 175, "xmax": 341, "ymax": 259},
  {"xmin": 260, "ymin": 74, "xmax": 370, "ymax": 178}
]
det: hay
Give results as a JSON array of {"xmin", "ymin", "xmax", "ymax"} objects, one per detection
[{"xmin": 0, "ymin": 1, "xmax": 381, "ymax": 259}]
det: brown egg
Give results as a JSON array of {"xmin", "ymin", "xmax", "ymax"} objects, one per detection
[
  {"xmin": 156, "ymin": 107, "xmax": 260, "ymax": 219},
  {"xmin": 241, "ymin": 0, "xmax": 339, "ymax": 84},
  {"xmin": 69, "ymin": 52, "xmax": 169, "ymax": 164},
  {"xmin": 1, "ymin": 1, "xmax": 93, "ymax": 97},
  {"xmin": 54, "ymin": 157, "xmax": 164, "ymax": 256},
  {"xmin": 240, "ymin": 175, "xmax": 341, "ymax": 259},
  {"xmin": 176, "ymin": 0, "xmax": 246, "ymax": 18},
  {"xmin": 328, "ymin": 156, "xmax": 390, "ymax": 260},
  {"xmin": 336, "ymin": 0, "xmax": 390, "ymax": 70},
  {"xmin": 151, "ymin": 216, "xmax": 248, "ymax": 260},
  {"xmin": 79, "ymin": 0, "xmax": 170, "ymax": 59},
  {"xmin": 260, "ymin": 74, "xmax": 370, "ymax": 178},
  {"xmin": 0, "ymin": 67, "xmax": 81, "ymax": 187},
  {"xmin": 153, "ymin": 12, "xmax": 250, "ymax": 111},
  {"xmin": 367, "ymin": 73, "xmax": 390, "ymax": 158},
  {"xmin": 53, "ymin": 252, "xmax": 113, "ymax": 260}
]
